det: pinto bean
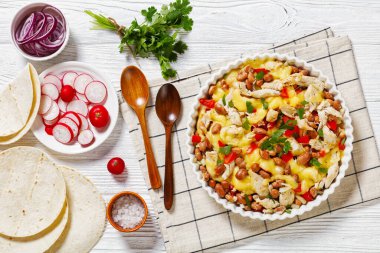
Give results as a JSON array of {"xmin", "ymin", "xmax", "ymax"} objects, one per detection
[
  {"xmin": 195, "ymin": 148, "xmax": 203, "ymax": 161},
  {"xmin": 221, "ymin": 180, "xmax": 230, "ymax": 190},
  {"xmin": 203, "ymin": 172, "xmax": 210, "ymax": 181},
  {"xmin": 238, "ymin": 161, "xmax": 246, "ymax": 170},
  {"xmin": 268, "ymin": 150, "xmax": 277, "ymax": 157},
  {"xmin": 215, "ymin": 103, "xmax": 227, "ymax": 115},
  {"xmin": 270, "ymin": 189, "xmax": 280, "ymax": 199},
  {"xmin": 256, "ymin": 79, "xmax": 264, "ymax": 87},
  {"xmin": 307, "ymin": 130, "xmax": 318, "ymax": 139},
  {"xmin": 235, "ymin": 157, "xmax": 244, "ymax": 166},
  {"xmin": 225, "ymin": 194, "xmax": 235, "ymax": 202},
  {"xmin": 272, "ymin": 180, "xmax": 285, "ymax": 189},
  {"xmin": 300, "ymin": 69, "xmax": 310, "ymax": 76},
  {"xmin": 293, "ymin": 174, "xmax": 299, "ymax": 182},
  {"xmin": 260, "ymin": 150, "xmax": 270, "ymax": 160},
  {"xmin": 259, "ymin": 169, "xmax": 271, "ymax": 179},
  {"xmin": 231, "ymin": 147, "xmax": 242, "ymax": 155},
  {"xmin": 275, "ymin": 206, "xmax": 286, "ymax": 213},
  {"xmin": 273, "ymin": 157, "xmax": 286, "ymax": 167},
  {"xmin": 309, "ymin": 186, "xmax": 317, "ymax": 198},
  {"xmin": 251, "ymin": 202, "xmax": 263, "ymax": 212},
  {"xmin": 323, "ymin": 91, "xmax": 334, "ymax": 99},
  {"xmin": 208, "ymin": 179, "xmax": 216, "ymax": 188},
  {"xmin": 208, "ymin": 85, "xmax": 217, "ymax": 96},
  {"xmin": 199, "ymin": 165, "xmax": 207, "ymax": 173},
  {"xmin": 284, "ymin": 164, "xmax": 291, "ymax": 175},
  {"xmin": 215, "ymin": 164, "xmax": 226, "ymax": 176},
  {"xmin": 251, "ymin": 163, "xmax": 261, "ymax": 173},
  {"xmin": 235, "ymin": 168, "xmax": 248, "ymax": 180},
  {"xmin": 215, "ymin": 183, "xmax": 226, "ymax": 198},
  {"xmin": 198, "ymin": 141, "xmax": 207, "ymax": 152},
  {"xmin": 211, "ymin": 123, "xmax": 222, "ymax": 134},
  {"xmin": 257, "ymin": 136, "xmax": 269, "ymax": 147},
  {"xmin": 297, "ymin": 151, "xmax": 311, "ymax": 166},
  {"xmin": 252, "ymin": 128, "xmax": 267, "ymax": 135},
  {"xmin": 236, "ymin": 194, "xmax": 247, "ymax": 205},
  {"xmin": 307, "ymin": 114, "xmax": 315, "ymax": 122},
  {"xmin": 332, "ymin": 100, "xmax": 341, "ymax": 110},
  {"xmin": 248, "ymin": 72, "xmax": 255, "ymax": 84},
  {"xmin": 237, "ymin": 70, "xmax": 248, "ymax": 81},
  {"xmin": 246, "ymin": 80, "xmax": 254, "ymax": 91},
  {"xmin": 294, "ymin": 198, "xmax": 302, "ymax": 206},
  {"xmin": 291, "ymin": 66, "xmax": 299, "ymax": 74},
  {"xmin": 263, "ymin": 73, "xmax": 274, "ymax": 82},
  {"xmin": 205, "ymin": 138, "xmax": 213, "ymax": 149}
]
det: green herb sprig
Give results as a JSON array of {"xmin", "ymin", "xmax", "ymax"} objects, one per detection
[{"xmin": 85, "ymin": 0, "xmax": 193, "ymax": 79}]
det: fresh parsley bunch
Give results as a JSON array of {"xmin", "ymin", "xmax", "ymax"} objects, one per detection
[{"xmin": 85, "ymin": 0, "xmax": 193, "ymax": 79}]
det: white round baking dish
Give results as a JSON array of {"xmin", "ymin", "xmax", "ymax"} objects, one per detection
[{"xmin": 186, "ymin": 53, "xmax": 354, "ymax": 220}]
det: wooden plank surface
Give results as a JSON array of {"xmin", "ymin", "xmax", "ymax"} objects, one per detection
[{"xmin": 1, "ymin": 0, "xmax": 380, "ymax": 252}]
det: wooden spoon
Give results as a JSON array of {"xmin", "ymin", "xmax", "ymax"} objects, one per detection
[
  {"xmin": 120, "ymin": 66, "xmax": 161, "ymax": 189},
  {"xmin": 155, "ymin": 83, "xmax": 181, "ymax": 210}
]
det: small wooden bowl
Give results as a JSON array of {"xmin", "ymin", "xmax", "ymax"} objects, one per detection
[{"xmin": 107, "ymin": 191, "xmax": 148, "ymax": 232}]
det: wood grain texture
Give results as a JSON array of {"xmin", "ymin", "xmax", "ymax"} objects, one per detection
[{"xmin": 1, "ymin": 0, "xmax": 380, "ymax": 252}]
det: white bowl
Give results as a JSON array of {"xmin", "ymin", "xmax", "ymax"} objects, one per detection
[
  {"xmin": 186, "ymin": 53, "xmax": 354, "ymax": 220},
  {"xmin": 31, "ymin": 61, "xmax": 119, "ymax": 154},
  {"xmin": 10, "ymin": 2, "xmax": 70, "ymax": 61}
]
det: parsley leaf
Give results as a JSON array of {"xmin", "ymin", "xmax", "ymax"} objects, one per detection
[
  {"xmin": 228, "ymin": 100, "xmax": 234, "ymax": 108},
  {"xmin": 256, "ymin": 71, "xmax": 265, "ymax": 80},
  {"xmin": 301, "ymin": 100, "xmax": 309, "ymax": 106},
  {"xmin": 285, "ymin": 209, "xmax": 292, "ymax": 214},
  {"xmin": 260, "ymin": 129, "xmax": 286, "ymax": 150},
  {"xmin": 283, "ymin": 141, "xmax": 291, "ymax": 153},
  {"xmin": 280, "ymin": 119, "xmax": 297, "ymax": 130},
  {"xmin": 85, "ymin": 0, "xmax": 193, "ymax": 79},
  {"xmin": 310, "ymin": 158, "xmax": 322, "ymax": 167},
  {"xmin": 318, "ymin": 129, "xmax": 324, "ymax": 137},
  {"xmin": 245, "ymin": 195, "xmax": 251, "ymax": 206},
  {"xmin": 246, "ymin": 101, "xmax": 254, "ymax": 113},
  {"xmin": 222, "ymin": 94, "xmax": 226, "ymax": 106},
  {"xmin": 219, "ymin": 145, "xmax": 232, "ymax": 155},
  {"xmin": 217, "ymin": 158, "xmax": 223, "ymax": 165},
  {"xmin": 242, "ymin": 118, "xmax": 250, "ymax": 130},
  {"xmin": 297, "ymin": 108, "xmax": 305, "ymax": 119},
  {"xmin": 318, "ymin": 167, "xmax": 328, "ymax": 174},
  {"xmin": 260, "ymin": 98, "xmax": 268, "ymax": 110}
]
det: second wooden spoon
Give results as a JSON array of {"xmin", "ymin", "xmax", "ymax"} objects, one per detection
[{"xmin": 155, "ymin": 83, "xmax": 181, "ymax": 210}]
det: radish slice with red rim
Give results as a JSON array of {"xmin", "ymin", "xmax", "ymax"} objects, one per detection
[
  {"xmin": 59, "ymin": 117, "xmax": 79, "ymax": 137},
  {"xmin": 75, "ymin": 93, "xmax": 89, "ymax": 104},
  {"xmin": 39, "ymin": 95, "xmax": 53, "ymax": 114},
  {"xmin": 85, "ymin": 81, "xmax": 107, "ymax": 104},
  {"xmin": 43, "ymin": 116, "xmax": 59, "ymax": 126},
  {"xmin": 66, "ymin": 100, "xmax": 88, "ymax": 117},
  {"xmin": 74, "ymin": 73, "xmax": 93, "ymax": 94},
  {"xmin": 62, "ymin": 111, "xmax": 82, "ymax": 128},
  {"xmin": 43, "ymin": 74, "xmax": 62, "ymax": 91},
  {"xmin": 42, "ymin": 83, "xmax": 59, "ymax": 100},
  {"xmin": 62, "ymin": 71, "xmax": 78, "ymax": 87},
  {"xmin": 57, "ymin": 98, "xmax": 68, "ymax": 112},
  {"xmin": 53, "ymin": 123, "xmax": 73, "ymax": 144},
  {"xmin": 43, "ymin": 101, "xmax": 59, "ymax": 121},
  {"xmin": 77, "ymin": 114, "xmax": 89, "ymax": 131},
  {"xmin": 78, "ymin": 130, "xmax": 94, "ymax": 146}
]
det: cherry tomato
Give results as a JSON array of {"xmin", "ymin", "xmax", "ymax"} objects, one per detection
[
  {"xmin": 89, "ymin": 105, "xmax": 109, "ymax": 128},
  {"xmin": 254, "ymin": 133, "xmax": 266, "ymax": 141},
  {"xmin": 281, "ymin": 152, "xmax": 293, "ymax": 163},
  {"xmin": 107, "ymin": 157, "xmax": 125, "ymax": 175},
  {"xmin": 218, "ymin": 140, "xmax": 225, "ymax": 147},
  {"xmin": 280, "ymin": 87, "xmax": 289, "ymax": 98},
  {"xmin": 297, "ymin": 135, "xmax": 310, "ymax": 144},
  {"xmin": 294, "ymin": 183, "xmax": 302, "ymax": 193},
  {"xmin": 224, "ymin": 152, "xmax": 237, "ymax": 164},
  {"xmin": 327, "ymin": 120, "xmax": 337, "ymax": 131},
  {"xmin": 192, "ymin": 135, "xmax": 201, "ymax": 144},
  {"xmin": 60, "ymin": 85, "xmax": 76, "ymax": 102},
  {"xmin": 247, "ymin": 142, "xmax": 258, "ymax": 154},
  {"xmin": 319, "ymin": 150, "xmax": 326, "ymax": 157},
  {"xmin": 45, "ymin": 126, "xmax": 53, "ymax": 135},
  {"xmin": 199, "ymin": 98, "xmax": 215, "ymax": 109},
  {"xmin": 253, "ymin": 68, "xmax": 269, "ymax": 74},
  {"xmin": 302, "ymin": 191, "xmax": 314, "ymax": 202}
]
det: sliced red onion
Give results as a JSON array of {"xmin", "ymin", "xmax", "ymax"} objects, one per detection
[{"xmin": 14, "ymin": 5, "xmax": 66, "ymax": 57}]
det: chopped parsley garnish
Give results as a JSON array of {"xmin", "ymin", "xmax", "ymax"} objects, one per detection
[
  {"xmin": 310, "ymin": 158, "xmax": 328, "ymax": 174},
  {"xmin": 279, "ymin": 119, "xmax": 297, "ymax": 130},
  {"xmin": 217, "ymin": 158, "xmax": 223, "ymax": 165},
  {"xmin": 219, "ymin": 145, "xmax": 232, "ymax": 155},
  {"xmin": 318, "ymin": 129, "xmax": 324, "ymax": 137},
  {"xmin": 297, "ymin": 108, "xmax": 305, "ymax": 119},
  {"xmin": 246, "ymin": 101, "xmax": 254, "ymax": 113},
  {"xmin": 228, "ymin": 100, "xmax": 234, "ymax": 108},
  {"xmin": 318, "ymin": 167, "xmax": 328, "ymax": 173},
  {"xmin": 242, "ymin": 118, "xmax": 250, "ymax": 130},
  {"xmin": 260, "ymin": 129, "xmax": 287, "ymax": 150},
  {"xmin": 245, "ymin": 195, "xmax": 251, "ymax": 206},
  {"xmin": 222, "ymin": 94, "xmax": 226, "ymax": 106},
  {"xmin": 301, "ymin": 100, "xmax": 309, "ymax": 106},
  {"xmin": 256, "ymin": 71, "xmax": 265, "ymax": 80},
  {"xmin": 260, "ymin": 98, "xmax": 268, "ymax": 110},
  {"xmin": 285, "ymin": 209, "xmax": 292, "ymax": 214},
  {"xmin": 283, "ymin": 141, "xmax": 291, "ymax": 153}
]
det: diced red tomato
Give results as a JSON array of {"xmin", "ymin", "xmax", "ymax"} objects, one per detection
[
  {"xmin": 302, "ymin": 191, "xmax": 314, "ymax": 202},
  {"xmin": 282, "ymin": 116, "xmax": 290, "ymax": 123},
  {"xmin": 218, "ymin": 140, "xmax": 225, "ymax": 147},
  {"xmin": 247, "ymin": 142, "xmax": 258, "ymax": 154},
  {"xmin": 297, "ymin": 135, "xmax": 310, "ymax": 144},
  {"xmin": 199, "ymin": 98, "xmax": 215, "ymax": 109},
  {"xmin": 281, "ymin": 152, "xmax": 293, "ymax": 163},
  {"xmin": 192, "ymin": 135, "xmax": 201, "ymax": 144},
  {"xmin": 254, "ymin": 133, "xmax": 266, "ymax": 141},
  {"xmin": 253, "ymin": 68, "xmax": 269, "ymax": 74},
  {"xmin": 338, "ymin": 140, "xmax": 345, "ymax": 150},
  {"xmin": 327, "ymin": 120, "xmax": 337, "ymax": 131},
  {"xmin": 224, "ymin": 152, "xmax": 237, "ymax": 164},
  {"xmin": 267, "ymin": 121, "xmax": 276, "ymax": 129},
  {"xmin": 319, "ymin": 150, "xmax": 326, "ymax": 157},
  {"xmin": 295, "ymin": 86, "xmax": 303, "ymax": 94},
  {"xmin": 280, "ymin": 87, "xmax": 289, "ymax": 98},
  {"xmin": 294, "ymin": 183, "xmax": 302, "ymax": 193},
  {"xmin": 284, "ymin": 126, "xmax": 299, "ymax": 137}
]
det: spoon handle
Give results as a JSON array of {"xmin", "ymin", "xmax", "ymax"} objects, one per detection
[
  {"xmin": 164, "ymin": 126, "xmax": 174, "ymax": 210},
  {"xmin": 137, "ymin": 111, "xmax": 162, "ymax": 189}
]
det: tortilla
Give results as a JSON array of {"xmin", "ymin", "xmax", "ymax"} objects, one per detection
[
  {"xmin": 0, "ymin": 63, "xmax": 41, "ymax": 145},
  {"xmin": 0, "ymin": 64, "xmax": 34, "ymax": 136},
  {"xmin": 48, "ymin": 166, "xmax": 106, "ymax": 253},
  {"xmin": 0, "ymin": 146, "xmax": 66, "ymax": 237},
  {"xmin": 0, "ymin": 202, "xmax": 69, "ymax": 253}
]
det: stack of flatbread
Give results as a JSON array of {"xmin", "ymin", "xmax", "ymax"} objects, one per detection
[
  {"xmin": 0, "ymin": 146, "xmax": 106, "ymax": 252},
  {"xmin": 0, "ymin": 63, "xmax": 41, "ymax": 145}
]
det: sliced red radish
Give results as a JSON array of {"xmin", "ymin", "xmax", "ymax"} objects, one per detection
[
  {"xmin": 78, "ymin": 130, "xmax": 94, "ymax": 146},
  {"xmin": 85, "ymin": 81, "xmax": 107, "ymax": 104},
  {"xmin": 62, "ymin": 71, "xmax": 78, "ymax": 87},
  {"xmin": 43, "ymin": 116, "xmax": 59, "ymax": 126},
  {"xmin": 62, "ymin": 111, "xmax": 82, "ymax": 128},
  {"xmin": 43, "ymin": 74, "xmax": 62, "ymax": 91},
  {"xmin": 59, "ymin": 117, "xmax": 79, "ymax": 137},
  {"xmin": 53, "ymin": 123, "xmax": 74, "ymax": 144},
  {"xmin": 74, "ymin": 73, "xmax": 93, "ymax": 94},
  {"xmin": 58, "ymin": 98, "xmax": 68, "ymax": 112},
  {"xmin": 78, "ymin": 114, "xmax": 89, "ymax": 131},
  {"xmin": 42, "ymin": 83, "xmax": 59, "ymax": 100},
  {"xmin": 39, "ymin": 95, "xmax": 53, "ymax": 114},
  {"xmin": 66, "ymin": 100, "xmax": 88, "ymax": 117},
  {"xmin": 75, "ymin": 93, "xmax": 89, "ymax": 104},
  {"xmin": 43, "ymin": 101, "xmax": 59, "ymax": 121}
]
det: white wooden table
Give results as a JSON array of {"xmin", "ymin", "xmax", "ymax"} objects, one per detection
[{"xmin": 1, "ymin": 1, "xmax": 380, "ymax": 252}]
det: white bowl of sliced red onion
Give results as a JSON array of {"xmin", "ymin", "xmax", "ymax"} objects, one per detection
[{"xmin": 10, "ymin": 3, "xmax": 69, "ymax": 61}]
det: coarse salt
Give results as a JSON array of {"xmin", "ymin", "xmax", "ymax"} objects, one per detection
[{"xmin": 112, "ymin": 195, "xmax": 145, "ymax": 229}]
